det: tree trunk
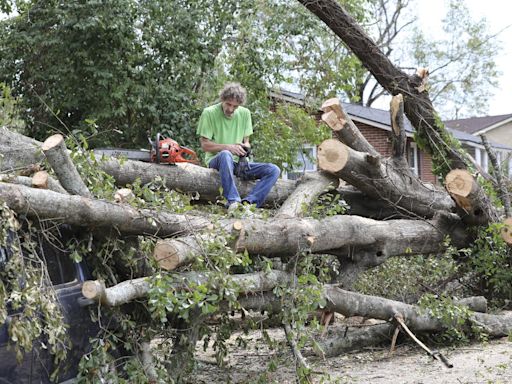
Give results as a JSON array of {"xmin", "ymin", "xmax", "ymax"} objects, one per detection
[
  {"xmin": 97, "ymin": 156, "xmax": 294, "ymax": 206},
  {"xmin": 317, "ymin": 139, "xmax": 455, "ymax": 218},
  {"xmin": 0, "ymin": 182, "xmax": 209, "ymax": 236},
  {"xmin": 154, "ymin": 212, "xmax": 469, "ymax": 271},
  {"xmin": 275, "ymin": 172, "xmax": 338, "ymax": 218},
  {"xmin": 82, "ymin": 270, "xmax": 294, "ymax": 307}
]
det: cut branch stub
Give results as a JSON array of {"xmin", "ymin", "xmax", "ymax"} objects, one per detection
[
  {"xmin": 502, "ymin": 217, "xmax": 512, "ymax": 245},
  {"xmin": 321, "ymin": 97, "xmax": 344, "ymax": 119},
  {"xmin": 42, "ymin": 134, "xmax": 92, "ymax": 198},
  {"xmin": 32, "ymin": 171, "xmax": 49, "ymax": 189},
  {"xmin": 317, "ymin": 139, "xmax": 349, "ymax": 174},
  {"xmin": 321, "ymin": 110, "xmax": 344, "ymax": 131},
  {"xmin": 445, "ymin": 169, "xmax": 498, "ymax": 225}
]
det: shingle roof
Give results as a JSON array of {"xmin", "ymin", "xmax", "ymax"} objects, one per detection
[
  {"xmin": 342, "ymin": 103, "xmax": 512, "ymax": 150},
  {"xmin": 444, "ymin": 114, "xmax": 512, "ymax": 134},
  {"xmin": 271, "ymin": 89, "xmax": 512, "ymax": 150}
]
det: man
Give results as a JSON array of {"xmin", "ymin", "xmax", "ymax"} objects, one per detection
[{"xmin": 197, "ymin": 82, "xmax": 280, "ymax": 211}]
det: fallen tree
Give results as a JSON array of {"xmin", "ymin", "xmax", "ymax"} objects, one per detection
[{"xmin": 1, "ymin": 1, "xmax": 512, "ymax": 383}]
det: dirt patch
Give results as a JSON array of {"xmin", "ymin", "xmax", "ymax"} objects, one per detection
[{"xmin": 190, "ymin": 323, "xmax": 512, "ymax": 384}]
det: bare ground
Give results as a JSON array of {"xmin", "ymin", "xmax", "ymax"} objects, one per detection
[{"xmin": 190, "ymin": 321, "xmax": 512, "ymax": 384}]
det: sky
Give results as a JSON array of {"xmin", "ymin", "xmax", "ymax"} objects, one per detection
[{"xmin": 416, "ymin": 0, "xmax": 512, "ymax": 116}]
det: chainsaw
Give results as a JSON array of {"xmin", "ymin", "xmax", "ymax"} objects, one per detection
[
  {"xmin": 94, "ymin": 133, "xmax": 200, "ymax": 165},
  {"xmin": 149, "ymin": 133, "xmax": 200, "ymax": 165}
]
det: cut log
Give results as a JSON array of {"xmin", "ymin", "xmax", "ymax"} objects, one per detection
[
  {"xmin": 0, "ymin": 127, "xmax": 295, "ymax": 206},
  {"xmin": 41, "ymin": 134, "xmax": 92, "ymax": 197},
  {"xmin": 445, "ymin": 169, "xmax": 499, "ymax": 225},
  {"xmin": 82, "ymin": 270, "xmax": 294, "ymax": 307},
  {"xmin": 0, "ymin": 182, "xmax": 209, "ymax": 236},
  {"xmin": 0, "ymin": 174, "xmax": 67, "ymax": 194},
  {"xmin": 298, "ymin": 0, "xmax": 499, "ymax": 226},
  {"xmin": 321, "ymin": 98, "xmax": 379, "ymax": 156},
  {"xmin": 324, "ymin": 286, "xmax": 512, "ymax": 337},
  {"xmin": 154, "ymin": 212, "xmax": 470, "ymax": 271},
  {"xmin": 97, "ymin": 156, "xmax": 294, "ymax": 207},
  {"xmin": 317, "ymin": 139, "xmax": 455, "ymax": 218},
  {"xmin": 275, "ymin": 172, "xmax": 338, "ymax": 218}
]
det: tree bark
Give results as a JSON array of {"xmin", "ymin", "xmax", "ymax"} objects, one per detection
[
  {"xmin": 317, "ymin": 139, "xmax": 455, "ymax": 219},
  {"xmin": 275, "ymin": 172, "xmax": 338, "ymax": 218},
  {"xmin": 0, "ymin": 126, "xmax": 44, "ymax": 172},
  {"xmin": 0, "ymin": 182, "xmax": 209, "ymax": 236},
  {"xmin": 97, "ymin": 156, "xmax": 294, "ymax": 206},
  {"xmin": 41, "ymin": 134, "xmax": 92, "ymax": 197},
  {"xmin": 0, "ymin": 127, "xmax": 295, "ymax": 206},
  {"xmin": 154, "ymin": 212, "xmax": 469, "ymax": 271},
  {"xmin": 480, "ymin": 134, "xmax": 511, "ymax": 217}
]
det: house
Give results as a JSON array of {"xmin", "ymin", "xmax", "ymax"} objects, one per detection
[
  {"xmin": 270, "ymin": 89, "xmax": 512, "ymax": 183},
  {"xmin": 445, "ymin": 114, "xmax": 512, "ymax": 175}
]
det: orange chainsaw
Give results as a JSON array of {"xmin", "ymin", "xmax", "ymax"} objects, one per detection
[{"xmin": 149, "ymin": 133, "xmax": 200, "ymax": 165}]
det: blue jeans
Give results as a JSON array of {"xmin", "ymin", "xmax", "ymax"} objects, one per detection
[{"xmin": 208, "ymin": 150, "xmax": 280, "ymax": 208}]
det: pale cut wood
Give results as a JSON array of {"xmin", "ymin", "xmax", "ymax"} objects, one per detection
[
  {"xmin": 114, "ymin": 188, "xmax": 135, "ymax": 204},
  {"xmin": 320, "ymin": 98, "xmax": 379, "ymax": 156},
  {"xmin": 445, "ymin": 169, "xmax": 499, "ymax": 225},
  {"xmin": 32, "ymin": 170, "xmax": 49, "ymax": 189},
  {"xmin": 321, "ymin": 110, "xmax": 344, "ymax": 131},
  {"xmin": 317, "ymin": 139, "xmax": 350, "ymax": 174},
  {"xmin": 389, "ymin": 94, "xmax": 407, "ymax": 160},
  {"xmin": 153, "ymin": 237, "xmax": 198, "ymax": 270},
  {"xmin": 445, "ymin": 169, "xmax": 474, "ymax": 198},
  {"xmin": 502, "ymin": 217, "xmax": 512, "ymax": 245},
  {"xmin": 42, "ymin": 134, "xmax": 92, "ymax": 197},
  {"xmin": 321, "ymin": 97, "xmax": 344, "ymax": 118}
]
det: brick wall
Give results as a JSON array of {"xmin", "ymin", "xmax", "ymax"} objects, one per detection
[{"xmin": 353, "ymin": 122, "xmax": 438, "ymax": 184}]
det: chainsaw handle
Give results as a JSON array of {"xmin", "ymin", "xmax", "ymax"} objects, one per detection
[{"xmin": 155, "ymin": 133, "xmax": 162, "ymax": 164}]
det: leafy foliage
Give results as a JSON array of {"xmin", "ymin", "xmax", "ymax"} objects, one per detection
[
  {"xmin": 0, "ymin": 203, "xmax": 69, "ymax": 380},
  {"xmin": 465, "ymin": 223, "xmax": 512, "ymax": 303},
  {"xmin": 418, "ymin": 293, "xmax": 486, "ymax": 344}
]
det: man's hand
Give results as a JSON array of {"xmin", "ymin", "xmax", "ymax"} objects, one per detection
[{"xmin": 227, "ymin": 144, "xmax": 247, "ymax": 157}]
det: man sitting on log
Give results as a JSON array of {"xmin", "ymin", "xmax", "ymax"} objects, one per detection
[{"xmin": 197, "ymin": 82, "xmax": 280, "ymax": 212}]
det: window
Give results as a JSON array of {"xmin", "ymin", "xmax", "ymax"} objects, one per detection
[
  {"xmin": 283, "ymin": 144, "xmax": 317, "ymax": 180},
  {"xmin": 407, "ymin": 142, "xmax": 419, "ymax": 176}
]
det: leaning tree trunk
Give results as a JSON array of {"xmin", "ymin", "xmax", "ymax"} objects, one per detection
[{"xmin": 297, "ymin": 0, "xmax": 499, "ymax": 225}]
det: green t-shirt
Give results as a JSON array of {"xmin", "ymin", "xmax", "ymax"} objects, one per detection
[{"xmin": 196, "ymin": 103, "xmax": 253, "ymax": 164}]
